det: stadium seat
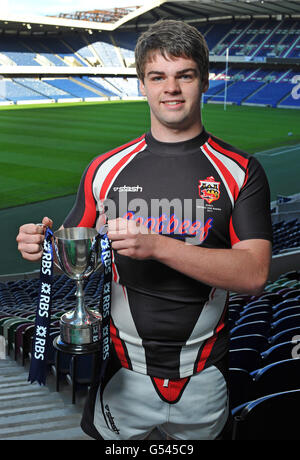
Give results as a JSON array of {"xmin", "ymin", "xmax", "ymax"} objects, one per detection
[
  {"xmin": 229, "ymin": 348, "xmax": 261, "ymax": 372},
  {"xmin": 228, "ymin": 303, "xmax": 244, "ymax": 313},
  {"xmin": 229, "ymin": 295, "xmax": 251, "ymax": 306},
  {"xmin": 228, "ymin": 368, "xmax": 255, "ymax": 409},
  {"xmin": 230, "ymin": 320, "xmax": 270, "ymax": 338},
  {"xmin": 67, "ymin": 354, "xmax": 97, "ymax": 404},
  {"xmin": 241, "ymin": 300, "xmax": 271, "ymax": 310},
  {"xmin": 2, "ymin": 318, "xmax": 23, "ymax": 340},
  {"xmin": 228, "ymin": 309, "xmax": 240, "ymax": 322},
  {"xmin": 273, "ymin": 299, "xmax": 300, "ymax": 312},
  {"xmin": 51, "ymin": 349, "xmax": 73, "ymax": 393},
  {"xmin": 47, "ymin": 330, "xmax": 60, "ymax": 367},
  {"xmin": 8, "ymin": 319, "xmax": 33, "ymax": 355},
  {"xmin": 230, "ymin": 334, "xmax": 269, "ymax": 352},
  {"xmin": 257, "ymin": 293, "xmax": 282, "ymax": 305},
  {"xmin": 232, "ymin": 390, "xmax": 300, "ymax": 440},
  {"xmin": 240, "ymin": 304, "xmax": 272, "ymax": 316},
  {"xmin": 20, "ymin": 325, "xmax": 35, "ymax": 366},
  {"xmin": 282, "ymin": 289, "xmax": 300, "ymax": 299},
  {"xmin": 270, "ymin": 313, "xmax": 300, "ymax": 335},
  {"xmin": 251, "ymin": 358, "xmax": 300, "ymax": 399},
  {"xmin": 273, "ymin": 306, "xmax": 300, "ymax": 320},
  {"xmin": 0, "ymin": 316, "xmax": 18, "ymax": 335},
  {"xmin": 269, "ymin": 327, "xmax": 300, "ymax": 346},
  {"xmin": 260, "ymin": 341, "xmax": 296, "ymax": 366},
  {"xmin": 278, "ymin": 270, "xmax": 299, "ymax": 281},
  {"xmin": 14, "ymin": 323, "xmax": 34, "ymax": 361},
  {"xmin": 235, "ymin": 311, "xmax": 271, "ymax": 325}
]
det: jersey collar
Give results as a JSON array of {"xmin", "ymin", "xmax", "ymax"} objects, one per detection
[{"xmin": 145, "ymin": 129, "xmax": 209, "ymax": 157}]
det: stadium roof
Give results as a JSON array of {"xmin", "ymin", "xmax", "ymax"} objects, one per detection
[{"xmin": 0, "ymin": 0, "xmax": 299, "ymax": 34}]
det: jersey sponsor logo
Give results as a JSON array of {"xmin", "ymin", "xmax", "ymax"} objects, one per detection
[
  {"xmin": 123, "ymin": 212, "xmax": 213, "ymax": 244},
  {"xmin": 113, "ymin": 185, "xmax": 143, "ymax": 192},
  {"xmin": 198, "ymin": 176, "xmax": 221, "ymax": 204}
]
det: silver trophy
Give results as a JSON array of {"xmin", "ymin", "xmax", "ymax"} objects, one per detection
[{"xmin": 52, "ymin": 227, "xmax": 103, "ymax": 354}]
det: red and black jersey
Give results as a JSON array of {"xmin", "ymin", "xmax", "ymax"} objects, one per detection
[{"xmin": 64, "ymin": 128, "xmax": 272, "ymax": 379}]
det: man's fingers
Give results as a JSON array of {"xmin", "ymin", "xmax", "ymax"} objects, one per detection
[
  {"xmin": 108, "ymin": 230, "xmax": 128, "ymax": 241},
  {"xmin": 108, "ymin": 218, "xmax": 128, "ymax": 231},
  {"xmin": 18, "ymin": 223, "xmax": 39, "ymax": 235},
  {"xmin": 20, "ymin": 250, "xmax": 43, "ymax": 262},
  {"xmin": 42, "ymin": 216, "xmax": 53, "ymax": 228},
  {"xmin": 16, "ymin": 231, "xmax": 44, "ymax": 245},
  {"xmin": 18, "ymin": 243, "xmax": 43, "ymax": 255},
  {"xmin": 111, "ymin": 239, "xmax": 133, "ymax": 250}
]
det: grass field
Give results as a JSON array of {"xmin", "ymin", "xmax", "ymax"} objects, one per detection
[{"xmin": 0, "ymin": 100, "xmax": 299, "ymax": 209}]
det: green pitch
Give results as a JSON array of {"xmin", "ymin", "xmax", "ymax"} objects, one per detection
[{"xmin": 0, "ymin": 100, "xmax": 299, "ymax": 209}]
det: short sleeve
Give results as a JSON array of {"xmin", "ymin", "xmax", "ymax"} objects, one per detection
[
  {"xmin": 63, "ymin": 161, "xmax": 98, "ymax": 228},
  {"xmin": 230, "ymin": 156, "xmax": 273, "ymax": 245}
]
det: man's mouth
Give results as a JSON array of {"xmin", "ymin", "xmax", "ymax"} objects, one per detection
[{"xmin": 161, "ymin": 100, "xmax": 184, "ymax": 106}]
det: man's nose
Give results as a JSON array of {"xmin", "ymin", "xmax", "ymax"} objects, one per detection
[{"xmin": 164, "ymin": 77, "xmax": 181, "ymax": 93}]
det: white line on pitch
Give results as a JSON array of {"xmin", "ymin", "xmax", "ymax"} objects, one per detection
[{"xmin": 255, "ymin": 144, "xmax": 300, "ymax": 157}]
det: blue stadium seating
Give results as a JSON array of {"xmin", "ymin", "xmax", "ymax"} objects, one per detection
[{"xmin": 245, "ymin": 82, "xmax": 294, "ymax": 107}]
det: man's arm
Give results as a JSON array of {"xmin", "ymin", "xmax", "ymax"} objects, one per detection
[{"xmin": 108, "ymin": 218, "xmax": 272, "ymax": 296}]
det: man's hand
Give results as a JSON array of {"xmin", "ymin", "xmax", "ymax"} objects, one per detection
[
  {"xmin": 107, "ymin": 217, "xmax": 158, "ymax": 260},
  {"xmin": 16, "ymin": 216, "xmax": 53, "ymax": 262}
]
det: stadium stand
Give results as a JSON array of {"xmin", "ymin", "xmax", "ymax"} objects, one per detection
[
  {"xmin": 0, "ymin": 0, "xmax": 299, "ymax": 440},
  {"xmin": 0, "ymin": 14, "xmax": 299, "ymax": 107}
]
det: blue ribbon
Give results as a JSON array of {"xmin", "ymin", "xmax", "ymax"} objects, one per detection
[
  {"xmin": 28, "ymin": 228, "xmax": 112, "ymax": 386},
  {"xmin": 28, "ymin": 227, "xmax": 54, "ymax": 385},
  {"xmin": 99, "ymin": 232, "xmax": 112, "ymax": 381}
]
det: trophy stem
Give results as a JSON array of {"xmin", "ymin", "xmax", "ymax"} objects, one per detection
[{"xmin": 75, "ymin": 279, "xmax": 87, "ymax": 321}]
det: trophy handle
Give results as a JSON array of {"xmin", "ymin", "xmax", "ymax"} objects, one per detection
[{"xmin": 52, "ymin": 236, "xmax": 64, "ymax": 272}]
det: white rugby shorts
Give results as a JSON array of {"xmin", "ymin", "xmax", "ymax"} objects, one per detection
[{"xmin": 90, "ymin": 363, "xmax": 229, "ymax": 440}]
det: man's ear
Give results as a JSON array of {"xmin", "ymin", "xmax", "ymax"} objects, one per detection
[
  {"xmin": 201, "ymin": 76, "xmax": 209, "ymax": 94},
  {"xmin": 139, "ymin": 79, "xmax": 146, "ymax": 97}
]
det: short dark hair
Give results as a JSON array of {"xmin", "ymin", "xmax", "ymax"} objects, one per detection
[{"xmin": 135, "ymin": 20, "xmax": 209, "ymax": 83}]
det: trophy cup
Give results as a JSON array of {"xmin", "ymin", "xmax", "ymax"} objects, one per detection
[{"xmin": 52, "ymin": 227, "xmax": 103, "ymax": 355}]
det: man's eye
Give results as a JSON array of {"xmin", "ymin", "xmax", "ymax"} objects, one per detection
[{"xmin": 180, "ymin": 74, "xmax": 192, "ymax": 80}]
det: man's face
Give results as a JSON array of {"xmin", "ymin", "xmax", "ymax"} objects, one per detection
[{"xmin": 139, "ymin": 51, "xmax": 208, "ymax": 138}]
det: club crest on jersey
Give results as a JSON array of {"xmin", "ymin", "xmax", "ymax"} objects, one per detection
[{"xmin": 198, "ymin": 176, "xmax": 220, "ymax": 204}]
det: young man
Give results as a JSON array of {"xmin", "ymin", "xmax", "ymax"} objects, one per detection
[{"xmin": 16, "ymin": 20, "xmax": 272, "ymax": 440}]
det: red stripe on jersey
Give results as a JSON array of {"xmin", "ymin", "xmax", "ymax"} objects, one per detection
[
  {"xmin": 110, "ymin": 319, "xmax": 130, "ymax": 369},
  {"xmin": 208, "ymin": 137, "xmax": 249, "ymax": 170},
  {"xmin": 78, "ymin": 135, "xmax": 145, "ymax": 227},
  {"xmin": 152, "ymin": 377, "xmax": 189, "ymax": 403},
  {"xmin": 242, "ymin": 166, "xmax": 249, "ymax": 189},
  {"xmin": 196, "ymin": 300, "xmax": 227, "ymax": 373},
  {"xmin": 100, "ymin": 138, "xmax": 146, "ymax": 200},
  {"xmin": 196, "ymin": 335, "xmax": 217, "ymax": 373},
  {"xmin": 229, "ymin": 216, "xmax": 240, "ymax": 246},
  {"xmin": 202, "ymin": 144, "xmax": 239, "ymax": 202}
]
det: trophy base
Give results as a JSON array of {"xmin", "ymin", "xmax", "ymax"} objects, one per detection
[{"xmin": 53, "ymin": 335, "xmax": 101, "ymax": 355}]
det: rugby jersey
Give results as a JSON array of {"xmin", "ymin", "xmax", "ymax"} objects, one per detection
[{"xmin": 64, "ymin": 128, "xmax": 272, "ymax": 379}]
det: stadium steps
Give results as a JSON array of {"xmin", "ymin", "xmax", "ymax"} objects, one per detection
[
  {"xmin": 251, "ymin": 21, "xmax": 282, "ymax": 60},
  {"xmin": 82, "ymin": 35, "xmax": 104, "ymax": 67},
  {"xmin": 0, "ymin": 357, "xmax": 91, "ymax": 440},
  {"xmin": 60, "ymin": 39, "xmax": 91, "ymax": 67},
  {"xmin": 109, "ymin": 33, "xmax": 126, "ymax": 67},
  {"xmin": 69, "ymin": 77, "xmax": 106, "ymax": 97},
  {"xmin": 276, "ymin": 90, "xmax": 294, "ymax": 107},
  {"xmin": 242, "ymin": 81, "xmax": 269, "ymax": 105}
]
